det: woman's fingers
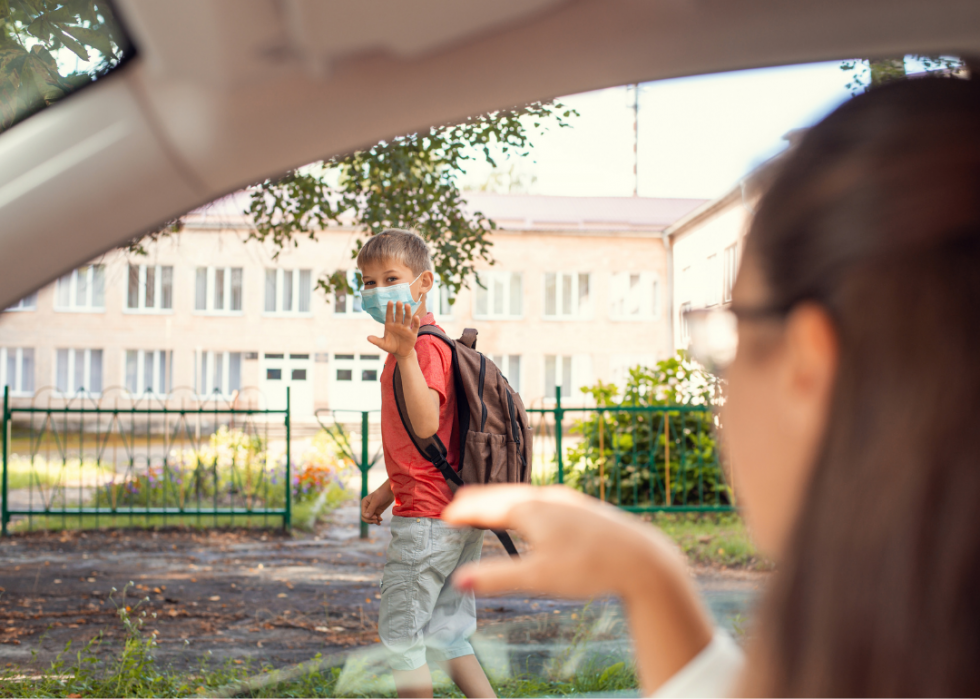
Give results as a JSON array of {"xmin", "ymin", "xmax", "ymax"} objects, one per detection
[
  {"xmin": 453, "ymin": 558, "xmax": 537, "ymax": 596},
  {"xmin": 443, "ymin": 484, "xmax": 541, "ymax": 529},
  {"xmin": 444, "ymin": 484, "xmax": 589, "ymax": 530}
]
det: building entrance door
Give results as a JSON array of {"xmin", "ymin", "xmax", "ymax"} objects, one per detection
[
  {"xmin": 260, "ymin": 353, "xmax": 314, "ymax": 418},
  {"xmin": 329, "ymin": 353, "xmax": 382, "ymax": 412}
]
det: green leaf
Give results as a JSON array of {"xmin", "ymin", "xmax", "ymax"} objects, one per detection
[
  {"xmin": 66, "ymin": 24, "xmax": 112, "ymax": 57},
  {"xmin": 57, "ymin": 29, "xmax": 89, "ymax": 61},
  {"xmin": 598, "ymin": 662, "xmax": 625, "ymax": 685},
  {"xmin": 0, "ymin": 0, "xmax": 10, "ymax": 19}
]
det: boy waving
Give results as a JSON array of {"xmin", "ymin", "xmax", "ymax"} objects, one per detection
[{"xmin": 358, "ymin": 229, "xmax": 495, "ymax": 699}]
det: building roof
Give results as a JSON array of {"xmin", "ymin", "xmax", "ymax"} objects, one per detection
[
  {"xmin": 183, "ymin": 190, "xmax": 708, "ymax": 234},
  {"xmin": 461, "ymin": 192, "xmax": 708, "ymax": 232}
]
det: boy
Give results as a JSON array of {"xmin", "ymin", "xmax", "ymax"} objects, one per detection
[{"xmin": 358, "ymin": 229, "xmax": 495, "ymax": 699}]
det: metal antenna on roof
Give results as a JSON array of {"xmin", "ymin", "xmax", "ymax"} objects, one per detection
[{"xmin": 631, "ymin": 83, "xmax": 640, "ymax": 197}]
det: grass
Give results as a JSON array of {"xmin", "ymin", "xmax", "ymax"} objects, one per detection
[
  {"xmin": 9, "ymin": 482, "xmax": 353, "ymax": 534},
  {"xmin": 645, "ymin": 511, "xmax": 773, "ymax": 570},
  {"xmin": 3, "ymin": 457, "xmax": 113, "ymax": 490},
  {"xmin": 0, "ymin": 585, "xmax": 638, "ymax": 699}
]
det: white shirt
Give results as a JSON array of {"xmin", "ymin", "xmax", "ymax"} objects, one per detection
[{"xmin": 652, "ymin": 629, "xmax": 745, "ymax": 698}]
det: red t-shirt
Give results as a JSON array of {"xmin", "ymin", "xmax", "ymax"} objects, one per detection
[{"xmin": 380, "ymin": 313, "xmax": 459, "ymax": 518}]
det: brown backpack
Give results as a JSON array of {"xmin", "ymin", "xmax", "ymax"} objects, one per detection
[{"xmin": 392, "ymin": 326, "xmax": 532, "ymax": 556}]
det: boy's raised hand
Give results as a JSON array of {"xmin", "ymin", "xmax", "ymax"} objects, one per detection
[{"xmin": 367, "ymin": 301, "xmax": 422, "ymax": 359}]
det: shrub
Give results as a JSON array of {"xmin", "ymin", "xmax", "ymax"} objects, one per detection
[{"xmin": 565, "ymin": 353, "xmax": 732, "ymax": 508}]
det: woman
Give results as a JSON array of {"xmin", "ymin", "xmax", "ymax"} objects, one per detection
[{"xmin": 444, "ymin": 75, "xmax": 980, "ymax": 696}]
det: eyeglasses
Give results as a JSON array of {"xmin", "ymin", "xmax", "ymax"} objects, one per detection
[{"xmin": 683, "ymin": 304, "xmax": 791, "ymax": 375}]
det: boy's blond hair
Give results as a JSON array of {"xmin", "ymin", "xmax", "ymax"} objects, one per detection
[{"xmin": 356, "ymin": 228, "xmax": 433, "ymax": 276}]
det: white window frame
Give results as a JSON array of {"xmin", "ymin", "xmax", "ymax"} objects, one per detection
[
  {"xmin": 194, "ymin": 266, "xmax": 244, "ymax": 314},
  {"xmin": 473, "ymin": 271, "xmax": 524, "ymax": 320},
  {"xmin": 55, "ymin": 266, "xmax": 105, "ymax": 313},
  {"xmin": 1, "ymin": 348, "xmax": 35, "ymax": 395},
  {"xmin": 541, "ymin": 354, "xmax": 577, "ymax": 404},
  {"xmin": 194, "ymin": 350, "xmax": 243, "ymax": 397},
  {"xmin": 679, "ymin": 302, "xmax": 693, "ymax": 344},
  {"xmin": 5, "ymin": 293, "xmax": 37, "ymax": 312},
  {"xmin": 124, "ymin": 349, "xmax": 173, "ymax": 395},
  {"xmin": 543, "ymin": 272, "xmax": 593, "ymax": 320},
  {"xmin": 490, "ymin": 354, "xmax": 522, "ymax": 393},
  {"xmin": 609, "ymin": 271, "xmax": 661, "ymax": 321},
  {"xmin": 54, "ymin": 348, "xmax": 103, "ymax": 395},
  {"xmin": 126, "ymin": 264, "xmax": 174, "ymax": 313},
  {"xmin": 429, "ymin": 278, "xmax": 455, "ymax": 320},
  {"xmin": 333, "ymin": 270, "xmax": 366, "ymax": 318},
  {"xmin": 264, "ymin": 268, "xmax": 312, "ymax": 316},
  {"xmin": 705, "ymin": 254, "xmax": 721, "ymax": 307},
  {"xmin": 723, "ymin": 244, "xmax": 738, "ymax": 304}
]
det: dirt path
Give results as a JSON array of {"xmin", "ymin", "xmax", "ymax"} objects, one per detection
[{"xmin": 0, "ymin": 503, "xmax": 765, "ymax": 675}]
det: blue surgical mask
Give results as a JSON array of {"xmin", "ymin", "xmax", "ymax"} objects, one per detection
[{"xmin": 359, "ymin": 273, "xmax": 424, "ymax": 324}]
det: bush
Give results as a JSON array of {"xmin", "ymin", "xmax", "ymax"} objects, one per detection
[{"xmin": 565, "ymin": 353, "xmax": 732, "ymax": 508}]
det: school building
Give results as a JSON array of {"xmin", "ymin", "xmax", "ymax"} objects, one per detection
[{"xmin": 0, "ymin": 192, "xmax": 724, "ymax": 418}]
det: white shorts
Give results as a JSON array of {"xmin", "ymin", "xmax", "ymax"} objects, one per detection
[{"xmin": 378, "ymin": 515, "xmax": 485, "ymax": 671}]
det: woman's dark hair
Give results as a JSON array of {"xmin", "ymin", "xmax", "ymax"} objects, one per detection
[{"xmin": 745, "ymin": 76, "xmax": 980, "ymax": 696}]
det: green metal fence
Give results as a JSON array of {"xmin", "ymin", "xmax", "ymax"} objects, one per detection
[
  {"xmin": 1, "ymin": 385, "xmax": 292, "ymax": 535},
  {"xmin": 527, "ymin": 388, "xmax": 734, "ymax": 512},
  {"xmin": 1, "ymin": 382, "xmax": 731, "ymax": 538}
]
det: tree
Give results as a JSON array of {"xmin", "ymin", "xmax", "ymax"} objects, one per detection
[
  {"xmin": 0, "ymin": 0, "xmax": 128, "ymax": 133},
  {"xmin": 840, "ymin": 55, "xmax": 964, "ymax": 95},
  {"xmin": 246, "ymin": 102, "xmax": 576, "ymax": 298}
]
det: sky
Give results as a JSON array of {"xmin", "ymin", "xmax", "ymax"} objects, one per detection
[{"xmin": 457, "ymin": 60, "xmax": 857, "ymax": 201}]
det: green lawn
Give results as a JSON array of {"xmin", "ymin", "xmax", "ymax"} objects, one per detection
[
  {"xmin": 3, "ymin": 458, "xmax": 113, "ymax": 490},
  {"xmin": 645, "ymin": 511, "xmax": 773, "ymax": 570}
]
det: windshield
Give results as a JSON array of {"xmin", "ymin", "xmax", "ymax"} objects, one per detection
[{"xmin": 0, "ymin": 0, "xmax": 134, "ymax": 135}]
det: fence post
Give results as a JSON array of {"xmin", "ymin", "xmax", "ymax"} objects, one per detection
[
  {"xmin": 360, "ymin": 410, "xmax": 370, "ymax": 539},
  {"xmin": 555, "ymin": 386, "xmax": 563, "ymax": 484},
  {"xmin": 2, "ymin": 385, "xmax": 8, "ymax": 537},
  {"xmin": 284, "ymin": 387, "xmax": 291, "ymax": 531}
]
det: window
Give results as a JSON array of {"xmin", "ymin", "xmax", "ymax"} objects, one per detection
[
  {"xmin": 544, "ymin": 354, "xmax": 592, "ymax": 402},
  {"xmin": 1, "ymin": 348, "xmax": 35, "ymax": 395},
  {"xmin": 56, "ymin": 266, "xmax": 105, "ymax": 312},
  {"xmin": 55, "ymin": 349, "xmax": 103, "ymax": 394},
  {"xmin": 5, "ymin": 293, "xmax": 37, "ymax": 312},
  {"xmin": 679, "ymin": 302, "xmax": 693, "ymax": 343},
  {"xmin": 723, "ymin": 244, "xmax": 738, "ymax": 304},
  {"xmin": 195, "ymin": 351, "xmax": 243, "ymax": 396},
  {"xmin": 195, "ymin": 267, "xmax": 243, "ymax": 313},
  {"xmin": 490, "ymin": 354, "xmax": 522, "ymax": 392},
  {"xmin": 544, "ymin": 272, "xmax": 592, "ymax": 319},
  {"xmin": 124, "ymin": 350, "xmax": 172, "ymax": 395},
  {"xmin": 609, "ymin": 271, "xmax": 660, "ymax": 320},
  {"xmin": 473, "ymin": 271, "xmax": 523, "ymax": 319},
  {"xmin": 429, "ymin": 278, "xmax": 456, "ymax": 320},
  {"xmin": 265, "ymin": 268, "xmax": 312, "ymax": 314},
  {"xmin": 127, "ymin": 265, "xmax": 173, "ymax": 312},
  {"xmin": 333, "ymin": 270, "xmax": 365, "ymax": 316},
  {"xmin": 705, "ymin": 254, "xmax": 721, "ymax": 307}
]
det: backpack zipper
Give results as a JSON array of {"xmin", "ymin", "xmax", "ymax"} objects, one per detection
[{"xmin": 478, "ymin": 354, "xmax": 488, "ymax": 431}]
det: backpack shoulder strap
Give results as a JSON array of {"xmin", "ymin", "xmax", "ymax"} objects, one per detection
[{"xmin": 391, "ymin": 362, "xmax": 464, "ymax": 491}]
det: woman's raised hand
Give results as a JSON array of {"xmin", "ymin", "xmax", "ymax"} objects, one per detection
[
  {"xmin": 442, "ymin": 484, "xmax": 715, "ymax": 695},
  {"xmin": 443, "ymin": 485, "xmax": 681, "ymax": 597}
]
